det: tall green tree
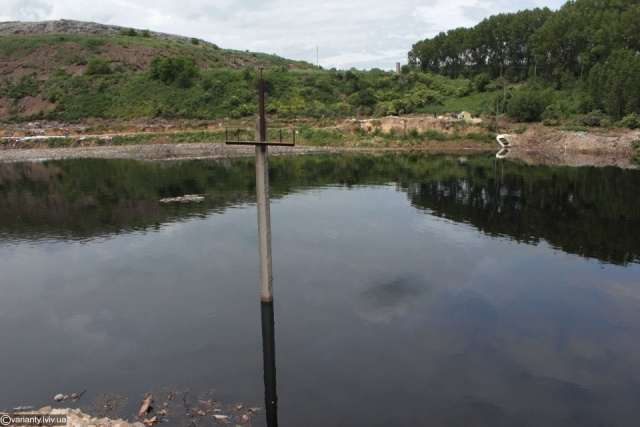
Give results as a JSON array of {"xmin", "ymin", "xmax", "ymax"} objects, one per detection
[{"xmin": 588, "ymin": 49, "xmax": 640, "ymax": 119}]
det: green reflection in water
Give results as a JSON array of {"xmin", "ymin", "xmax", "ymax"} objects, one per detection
[{"xmin": 1, "ymin": 152, "xmax": 639, "ymax": 265}]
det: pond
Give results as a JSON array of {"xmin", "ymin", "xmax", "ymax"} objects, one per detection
[{"xmin": 1, "ymin": 152, "xmax": 640, "ymax": 426}]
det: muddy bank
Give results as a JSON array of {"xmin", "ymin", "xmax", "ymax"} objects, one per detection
[
  {"xmin": 0, "ymin": 142, "xmax": 343, "ymax": 162},
  {"xmin": 1, "ymin": 120, "xmax": 638, "ymax": 167},
  {"xmin": 498, "ymin": 126, "xmax": 639, "ymax": 168}
]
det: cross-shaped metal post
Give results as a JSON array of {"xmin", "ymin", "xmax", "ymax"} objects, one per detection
[{"xmin": 225, "ymin": 70, "xmax": 294, "ymax": 302}]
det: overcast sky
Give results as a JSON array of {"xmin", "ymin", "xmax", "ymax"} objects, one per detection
[{"xmin": 1, "ymin": 0, "xmax": 567, "ymax": 70}]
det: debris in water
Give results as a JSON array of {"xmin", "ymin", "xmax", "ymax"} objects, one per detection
[
  {"xmin": 143, "ymin": 416, "xmax": 158, "ymax": 426},
  {"xmin": 138, "ymin": 395, "xmax": 154, "ymax": 417},
  {"xmin": 159, "ymin": 194, "xmax": 204, "ymax": 203},
  {"xmin": 53, "ymin": 390, "xmax": 86, "ymax": 402}
]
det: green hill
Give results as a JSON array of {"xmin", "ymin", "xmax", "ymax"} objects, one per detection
[
  {"xmin": 0, "ymin": 25, "xmax": 489, "ymax": 124},
  {"xmin": 0, "ymin": 21, "xmax": 323, "ymax": 121},
  {"xmin": 2, "ymin": 3, "xmax": 640, "ymax": 135}
]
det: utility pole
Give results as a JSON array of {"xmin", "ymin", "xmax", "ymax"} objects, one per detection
[
  {"xmin": 225, "ymin": 70, "xmax": 293, "ymax": 427},
  {"xmin": 255, "ymin": 74, "xmax": 272, "ymax": 302},
  {"xmin": 225, "ymin": 69, "xmax": 294, "ymax": 302}
]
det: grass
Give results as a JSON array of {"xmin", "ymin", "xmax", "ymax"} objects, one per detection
[
  {"xmin": 631, "ymin": 139, "xmax": 640, "ymax": 164},
  {"xmin": 438, "ymin": 91, "xmax": 496, "ymax": 116}
]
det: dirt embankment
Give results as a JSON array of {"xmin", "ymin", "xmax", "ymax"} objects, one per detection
[
  {"xmin": 1, "ymin": 117, "xmax": 638, "ymax": 166},
  {"xmin": 500, "ymin": 124, "xmax": 639, "ymax": 168}
]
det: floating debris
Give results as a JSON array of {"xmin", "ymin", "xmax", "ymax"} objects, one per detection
[
  {"xmin": 159, "ymin": 194, "xmax": 204, "ymax": 203},
  {"xmin": 54, "ymin": 390, "xmax": 86, "ymax": 402},
  {"xmin": 138, "ymin": 395, "xmax": 154, "ymax": 417},
  {"xmin": 143, "ymin": 415, "xmax": 158, "ymax": 426},
  {"xmin": 13, "ymin": 406, "xmax": 35, "ymax": 412}
]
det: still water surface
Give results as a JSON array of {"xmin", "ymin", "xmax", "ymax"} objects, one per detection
[{"xmin": 1, "ymin": 152, "xmax": 639, "ymax": 426}]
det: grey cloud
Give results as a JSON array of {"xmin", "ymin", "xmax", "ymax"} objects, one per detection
[
  {"xmin": 9, "ymin": 0, "xmax": 52, "ymax": 21},
  {"xmin": 0, "ymin": 0, "xmax": 568, "ymax": 69}
]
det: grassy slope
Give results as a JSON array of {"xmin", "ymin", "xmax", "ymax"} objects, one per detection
[
  {"xmin": 0, "ymin": 32, "xmax": 500, "ymax": 123},
  {"xmin": 4, "ymin": 28, "xmax": 636, "ymax": 159}
]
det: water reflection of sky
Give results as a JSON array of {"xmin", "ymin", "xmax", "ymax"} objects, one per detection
[{"xmin": 1, "ymin": 184, "xmax": 639, "ymax": 426}]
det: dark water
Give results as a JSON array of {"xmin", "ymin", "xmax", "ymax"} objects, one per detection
[{"xmin": 1, "ymin": 152, "xmax": 639, "ymax": 426}]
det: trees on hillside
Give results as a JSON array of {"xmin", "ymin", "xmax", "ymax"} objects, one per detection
[
  {"xmin": 408, "ymin": 0, "xmax": 640, "ymax": 119},
  {"xmin": 588, "ymin": 49, "xmax": 640, "ymax": 120},
  {"xmin": 409, "ymin": 0, "xmax": 640, "ymax": 84},
  {"xmin": 409, "ymin": 8, "xmax": 553, "ymax": 81}
]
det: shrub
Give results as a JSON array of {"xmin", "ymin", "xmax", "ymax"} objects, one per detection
[
  {"xmin": 579, "ymin": 110, "xmax": 608, "ymax": 127},
  {"xmin": 631, "ymin": 139, "xmax": 640, "ymax": 164},
  {"xmin": 453, "ymin": 86, "xmax": 469, "ymax": 97},
  {"xmin": 513, "ymin": 124, "xmax": 528, "ymax": 134},
  {"xmin": 474, "ymin": 73, "xmax": 491, "ymax": 92},
  {"xmin": 119, "ymin": 28, "xmax": 138, "ymax": 37},
  {"xmin": 149, "ymin": 56, "xmax": 199, "ymax": 88},
  {"xmin": 84, "ymin": 57, "xmax": 111, "ymax": 75},
  {"xmin": 620, "ymin": 113, "xmax": 640, "ymax": 129},
  {"xmin": 507, "ymin": 91, "xmax": 546, "ymax": 122},
  {"xmin": 4, "ymin": 74, "xmax": 40, "ymax": 99},
  {"xmin": 542, "ymin": 103, "xmax": 563, "ymax": 126}
]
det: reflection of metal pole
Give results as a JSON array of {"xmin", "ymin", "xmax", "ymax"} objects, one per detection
[{"xmin": 261, "ymin": 301, "xmax": 278, "ymax": 426}]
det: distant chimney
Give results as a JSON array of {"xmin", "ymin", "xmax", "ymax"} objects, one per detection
[{"xmin": 396, "ymin": 62, "xmax": 401, "ymax": 73}]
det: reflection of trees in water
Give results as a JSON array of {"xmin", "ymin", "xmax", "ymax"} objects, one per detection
[
  {"xmin": 1, "ymin": 153, "xmax": 639, "ymax": 264},
  {"xmin": 406, "ymin": 164, "xmax": 640, "ymax": 265}
]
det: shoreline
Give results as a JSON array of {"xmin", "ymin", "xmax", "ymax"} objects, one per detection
[
  {"xmin": 0, "ymin": 141, "xmax": 637, "ymax": 169},
  {"xmin": 1, "ymin": 120, "xmax": 639, "ymax": 167},
  {"xmin": 1, "ymin": 117, "xmax": 639, "ymax": 166}
]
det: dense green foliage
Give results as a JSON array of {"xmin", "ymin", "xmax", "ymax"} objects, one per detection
[
  {"xmin": 149, "ymin": 55, "xmax": 199, "ymax": 87},
  {"xmin": 408, "ymin": 0, "xmax": 640, "ymax": 123},
  {"xmin": 409, "ymin": 0, "xmax": 639, "ymax": 83},
  {"xmin": 2, "ymin": 153, "xmax": 639, "ymax": 265},
  {"xmin": 410, "ymin": 8, "xmax": 553, "ymax": 81},
  {"xmin": 0, "ymin": 56, "xmax": 483, "ymax": 121},
  {"xmin": 2, "ymin": 1, "xmax": 640, "ymax": 127},
  {"xmin": 84, "ymin": 57, "xmax": 111, "ymax": 75}
]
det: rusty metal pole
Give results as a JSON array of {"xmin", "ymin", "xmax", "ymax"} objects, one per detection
[{"xmin": 255, "ymin": 73, "xmax": 273, "ymax": 302}]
